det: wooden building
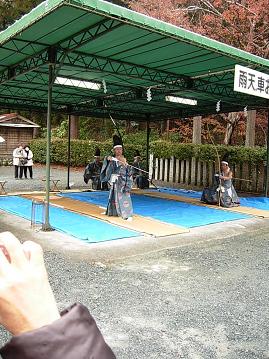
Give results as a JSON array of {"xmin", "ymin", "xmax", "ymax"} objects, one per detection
[{"xmin": 0, "ymin": 113, "xmax": 40, "ymax": 158}]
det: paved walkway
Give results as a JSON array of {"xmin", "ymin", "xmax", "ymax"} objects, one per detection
[
  {"xmin": 0, "ymin": 212, "xmax": 268, "ymax": 358},
  {"xmin": 0, "ymin": 164, "xmax": 87, "ymax": 193},
  {"xmin": 0, "ymin": 165, "xmax": 268, "ymax": 358}
]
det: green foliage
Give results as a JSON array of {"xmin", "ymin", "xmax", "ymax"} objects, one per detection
[
  {"xmin": 123, "ymin": 130, "xmax": 159, "ymax": 146},
  {"xmin": 0, "ymin": 158, "xmax": 12, "ymax": 166},
  {"xmin": 52, "ymin": 119, "xmax": 68, "ymax": 138},
  {"xmin": 193, "ymin": 144, "xmax": 219, "ymax": 161},
  {"xmin": 30, "ymin": 139, "xmax": 147, "ymax": 166},
  {"xmin": 30, "ymin": 139, "xmax": 47, "ymax": 163},
  {"xmin": 31, "ymin": 139, "xmax": 108, "ymax": 166},
  {"xmin": 30, "ymin": 139, "xmax": 267, "ymax": 167},
  {"xmin": 0, "ymin": 0, "xmax": 42, "ymax": 31},
  {"xmin": 79, "ymin": 117, "xmax": 115, "ymax": 141},
  {"xmin": 150, "ymin": 141, "xmax": 266, "ymax": 164},
  {"xmin": 226, "ymin": 146, "xmax": 266, "ymax": 164},
  {"xmin": 49, "ymin": 119, "xmax": 160, "ymax": 143},
  {"xmin": 163, "ymin": 131, "xmax": 182, "ymax": 143},
  {"xmin": 150, "ymin": 141, "xmax": 195, "ymax": 159}
]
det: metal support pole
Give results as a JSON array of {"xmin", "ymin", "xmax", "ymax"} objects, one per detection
[
  {"xmin": 42, "ymin": 63, "xmax": 54, "ymax": 231},
  {"xmin": 146, "ymin": 116, "xmax": 151, "ymax": 172},
  {"xmin": 265, "ymin": 110, "xmax": 269, "ymax": 197},
  {"xmin": 66, "ymin": 114, "xmax": 71, "ymax": 189}
]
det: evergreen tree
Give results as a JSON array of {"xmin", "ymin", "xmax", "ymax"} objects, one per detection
[{"xmin": 0, "ymin": 0, "xmax": 43, "ymax": 31}]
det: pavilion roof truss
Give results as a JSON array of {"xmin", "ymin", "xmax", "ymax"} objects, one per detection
[{"xmin": 0, "ymin": 0, "xmax": 269, "ymax": 121}]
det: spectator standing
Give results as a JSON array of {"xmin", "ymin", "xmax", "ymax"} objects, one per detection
[
  {"xmin": 22, "ymin": 145, "xmax": 34, "ymax": 179},
  {"xmin": 12, "ymin": 144, "xmax": 24, "ymax": 179}
]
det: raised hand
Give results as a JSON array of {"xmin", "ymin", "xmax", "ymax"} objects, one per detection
[{"xmin": 0, "ymin": 232, "xmax": 60, "ymax": 335}]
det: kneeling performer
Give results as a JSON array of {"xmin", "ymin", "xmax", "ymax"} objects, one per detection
[
  {"xmin": 84, "ymin": 147, "xmax": 108, "ymax": 190},
  {"xmin": 201, "ymin": 161, "xmax": 240, "ymax": 208}
]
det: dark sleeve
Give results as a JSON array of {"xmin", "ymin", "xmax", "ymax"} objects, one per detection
[
  {"xmin": 83, "ymin": 164, "xmax": 90, "ymax": 183},
  {"xmin": 100, "ymin": 157, "xmax": 114, "ymax": 183},
  {"xmin": 0, "ymin": 303, "xmax": 116, "ymax": 359}
]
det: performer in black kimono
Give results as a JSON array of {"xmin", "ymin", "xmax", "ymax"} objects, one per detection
[
  {"xmin": 84, "ymin": 148, "xmax": 108, "ymax": 190},
  {"xmin": 201, "ymin": 161, "xmax": 240, "ymax": 208},
  {"xmin": 100, "ymin": 135, "xmax": 133, "ymax": 220},
  {"xmin": 132, "ymin": 150, "xmax": 149, "ymax": 189}
]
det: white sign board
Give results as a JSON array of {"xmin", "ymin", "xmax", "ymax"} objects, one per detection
[{"xmin": 234, "ymin": 64, "xmax": 269, "ymax": 99}]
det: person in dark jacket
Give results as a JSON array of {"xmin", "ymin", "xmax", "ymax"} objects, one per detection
[
  {"xmin": 84, "ymin": 147, "xmax": 108, "ymax": 190},
  {"xmin": 0, "ymin": 231, "xmax": 116, "ymax": 359},
  {"xmin": 22, "ymin": 145, "xmax": 34, "ymax": 179},
  {"xmin": 132, "ymin": 150, "xmax": 149, "ymax": 189}
]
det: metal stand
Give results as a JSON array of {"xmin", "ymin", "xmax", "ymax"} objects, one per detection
[{"xmin": 31, "ymin": 200, "xmax": 45, "ymax": 229}]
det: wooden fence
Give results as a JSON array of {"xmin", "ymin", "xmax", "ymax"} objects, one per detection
[{"xmin": 149, "ymin": 154, "xmax": 266, "ymax": 193}]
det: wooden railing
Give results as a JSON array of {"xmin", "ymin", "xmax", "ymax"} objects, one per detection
[{"xmin": 149, "ymin": 154, "xmax": 266, "ymax": 193}]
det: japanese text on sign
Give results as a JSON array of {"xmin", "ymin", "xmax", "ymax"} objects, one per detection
[{"xmin": 234, "ymin": 64, "xmax": 269, "ymax": 99}]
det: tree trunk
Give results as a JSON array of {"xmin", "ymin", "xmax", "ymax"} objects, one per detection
[
  {"xmin": 245, "ymin": 110, "xmax": 256, "ymax": 147},
  {"xmin": 70, "ymin": 115, "xmax": 80, "ymax": 139},
  {"xmin": 138, "ymin": 121, "xmax": 146, "ymax": 131},
  {"xmin": 192, "ymin": 116, "xmax": 202, "ymax": 144},
  {"xmin": 33, "ymin": 127, "xmax": 40, "ymax": 138},
  {"xmin": 125, "ymin": 119, "xmax": 131, "ymax": 134},
  {"xmin": 160, "ymin": 120, "xmax": 166, "ymax": 134},
  {"xmin": 166, "ymin": 119, "xmax": 170, "ymax": 139},
  {"xmin": 223, "ymin": 112, "xmax": 239, "ymax": 145}
]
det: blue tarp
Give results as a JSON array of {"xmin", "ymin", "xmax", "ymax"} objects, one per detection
[
  {"xmin": 240, "ymin": 197, "xmax": 269, "ymax": 210},
  {"xmin": 151, "ymin": 187, "xmax": 269, "ymax": 211},
  {"xmin": 148, "ymin": 187, "xmax": 202, "ymax": 199},
  {"xmin": 0, "ymin": 196, "xmax": 140, "ymax": 242},
  {"xmin": 60, "ymin": 192, "xmax": 250, "ymax": 228}
]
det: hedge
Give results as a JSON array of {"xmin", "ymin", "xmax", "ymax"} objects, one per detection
[
  {"xmin": 30, "ymin": 139, "xmax": 147, "ymax": 166},
  {"xmin": 30, "ymin": 139, "xmax": 267, "ymax": 166},
  {"xmin": 150, "ymin": 141, "xmax": 267, "ymax": 164}
]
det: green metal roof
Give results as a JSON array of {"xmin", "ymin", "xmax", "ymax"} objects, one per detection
[{"xmin": 0, "ymin": 0, "xmax": 269, "ymax": 120}]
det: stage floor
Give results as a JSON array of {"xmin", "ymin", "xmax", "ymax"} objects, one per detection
[{"xmin": 1, "ymin": 187, "xmax": 267, "ymax": 243}]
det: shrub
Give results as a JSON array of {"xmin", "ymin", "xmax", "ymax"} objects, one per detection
[
  {"xmin": 30, "ymin": 139, "xmax": 146, "ymax": 166},
  {"xmin": 150, "ymin": 141, "xmax": 266, "ymax": 164},
  {"xmin": 30, "ymin": 139, "xmax": 267, "ymax": 166},
  {"xmin": 0, "ymin": 158, "xmax": 12, "ymax": 166}
]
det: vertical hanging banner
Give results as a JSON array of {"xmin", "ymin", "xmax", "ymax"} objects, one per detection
[{"xmin": 234, "ymin": 64, "xmax": 269, "ymax": 99}]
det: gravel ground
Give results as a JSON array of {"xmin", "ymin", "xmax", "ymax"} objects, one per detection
[
  {"xmin": 0, "ymin": 164, "xmax": 87, "ymax": 193},
  {"xmin": 0, "ymin": 212, "xmax": 268, "ymax": 359}
]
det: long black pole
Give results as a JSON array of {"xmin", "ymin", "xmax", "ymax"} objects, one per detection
[
  {"xmin": 109, "ymin": 114, "xmax": 124, "ymax": 153},
  {"xmin": 145, "ymin": 115, "xmax": 158, "ymax": 190},
  {"xmin": 66, "ymin": 114, "xmax": 71, "ymax": 189},
  {"xmin": 265, "ymin": 110, "xmax": 269, "ymax": 197}
]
